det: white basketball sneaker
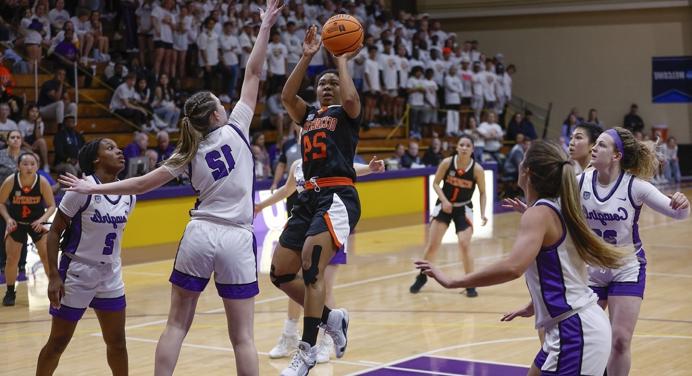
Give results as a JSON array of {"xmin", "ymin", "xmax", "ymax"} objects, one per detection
[
  {"xmin": 280, "ymin": 341, "xmax": 317, "ymax": 376},
  {"xmin": 269, "ymin": 332, "xmax": 299, "ymax": 359},
  {"xmin": 315, "ymin": 334, "xmax": 333, "ymax": 363},
  {"xmin": 323, "ymin": 308, "xmax": 349, "ymax": 358}
]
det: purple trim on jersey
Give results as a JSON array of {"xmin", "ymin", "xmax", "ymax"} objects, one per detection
[
  {"xmin": 608, "ymin": 249, "xmax": 647, "ymax": 298},
  {"xmin": 228, "ymin": 122, "xmax": 256, "ymax": 211},
  {"xmin": 627, "ymin": 176, "xmax": 643, "ymax": 247},
  {"xmin": 252, "ymin": 233, "xmax": 258, "ymax": 278},
  {"xmin": 90, "ymin": 295, "xmax": 126, "ymax": 311},
  {"xmin": 554, "ymin": 314, "xmax": 584, "ymax": 375},
  {"xmin": 591, "ymin": 286, "xmax": 608, "ymax": 301},
  {"xmin": 329, "ymin": 247, "xmax": 347, "ymax": 265},
  {"xmin": 169, "ymin": 268, "xmax": 209, "ymax": 292},
  {"xmin": 63, "ymin": 195, "xmax": 91, "ymax": 255},
  {"xmin": 534, "ymin": 348, "xmax": 548, "ymax": 369},
  {"xmin": 92, "ymin": 175, "xmax": 122, "ymax": 205},
  {"xmin": 57, "ymin": 253, "xmax": 72, "ymax": 281},
  {"xmin": 49, "ymin": 304, "xmax": 86, "ymax": 322},
  {"xmin": 592, "ymin": 170, "xmax": 625, "ymax": 202},
  {"xmin": 534, "ymin": 201, "xmax": 567, "ymax": 250},
  {"xmin": 215, "ymin": 281, "xmax": 259, "ymax": 299},
  {"xmin": 536, "ymin": 248, "xmax": 573, "ymax": 318},
  {"xmin": 578, "ymin": 172, "xmax": 586, "ymax": 190}
]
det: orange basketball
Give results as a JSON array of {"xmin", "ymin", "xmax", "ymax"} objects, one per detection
[{"xmin": 321, "ymin": 14, "xmax": 364, "ymax": 56}]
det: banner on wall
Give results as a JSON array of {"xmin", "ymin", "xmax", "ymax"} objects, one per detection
[{"xmin": 652, "ymin": 56, "xmax": 692, "ymax": 103}]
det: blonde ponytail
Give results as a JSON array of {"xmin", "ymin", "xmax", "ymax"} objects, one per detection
[
  {"xmin": 525, "ymin": 141, "xmax": 625, "ymax": 269},
  {"xmin": 163, "ymin": 91, "xmax": 217, "ymax": 170},
  {"xmin": 558, "ymin": 162, "xmax": 624, "ymax": 269}
]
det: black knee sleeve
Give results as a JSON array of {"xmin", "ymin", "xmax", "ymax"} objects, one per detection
[
  {"xmin": 270, "ymin": 264, "xmax": 297, "ymax": 288},
  {"xmin": 302, "ymin": 245, "xmax": 322, "ymax": 286}
]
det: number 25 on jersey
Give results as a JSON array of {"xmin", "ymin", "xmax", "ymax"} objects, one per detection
[{"xmin": 303, "ymin": 131, "xmax": 327, "ymax": 162}]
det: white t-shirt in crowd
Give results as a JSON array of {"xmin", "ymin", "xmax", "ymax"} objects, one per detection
[
  {"xmin": 477, "ymin": 122, "xmax": 504, "ymax": 151},
  {"xmin": 397, "ymin": 55, "xmax": 411, "ymax": 88},
  {"xmin": 0, "ymin": 119, "xmax": 19, "ymax": 132},
  {"xmin": 238, "ymin": 32, "xmax": 252, "ymax": 69},
  {"xmin": 444, "ymin": 75, "xmax": 462, "ymax": 105},
  {"xmin": 197, "ymin": 29, "xmax": 219, "ymax": 67},
  {"xmin": 363, "ymin": 58, "xmax": 381, "ymax": 93},
  {"xmin": 406, "ymin": 77, "xmax": 425, "ymax": 106},
  {"xmin": 219, "ymin": 33, "xmax": 240, "ymax": 66},
  {"xmin": 110, "ymin": 83, "xmax": 137, "ymax": 111},
  {"xmin": 423, "ymin": 78, "xmax": 439, "ymax": 107},
  {"xmin": 378, "ymin": 52, "xmax": 399, "ymax": 91},
  {"xmin": 426, "ymin": 58, "xmax": 449, "ymax": 86},
  {"xmin": 135, "ymin": 2, "xmax": 154, "ymax": 34},
  {"xmin": 48, "ymin": 9, "xmax": 70, "ymax": 30},
  {"xmin": 281, "ymin": 32, "xmax": 302, "ymax": 65},
  {"xmin": 267, "ymin": 41, "xmax": 288, "ymax": 75},
  {"xmin": 459, "ymin": 68, "xmax": 473, "ymax": 98},
  {"xmin": 151, "ymin": 5, "xmax": 174, "ymax": 43},
  {"xmin": 481, "ymin": 71, "xmax": 497, "ymax": 102}
]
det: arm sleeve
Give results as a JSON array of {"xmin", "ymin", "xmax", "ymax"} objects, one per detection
[
  {"xmin": 228, "ymin": 100, "xmax": 254, "ymax": 136},
  {"xmin": 59, "ymin": 190, "xmax": 89, "ymax": 218},
  {"xmin": 633, "ymin": 178, "xmax": 690, "ymax": 220}
]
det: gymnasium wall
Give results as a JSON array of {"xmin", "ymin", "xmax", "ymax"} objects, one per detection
[{"xmin": 438, "ymin": 7, "xmax": 692, "ymax": 142}]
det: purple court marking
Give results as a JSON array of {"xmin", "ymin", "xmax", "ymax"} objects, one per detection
[{"xmin": 357, "ymin": 356, "xmax": 528, "ymax": 376}]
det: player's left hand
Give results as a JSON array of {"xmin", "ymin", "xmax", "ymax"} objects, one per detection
[
  {"xmin": 670, "ymin": 192, "xmax": 690, "ymax": 210},
  {"xmin": 414, "ymin": 260, "xmax": 454, "ymax": 288},
  {"xmin": 334, "ymin": 43, "xmax": 363, "ymax": 60},
  {"xmin": 59, "ymin": 172, "xmax": 96, "ymax": 194},
  {"xmin": 368, "ymin": 155, "xmax": 385, "ymax": 173},
  {"xmin": 30, "ymin": 219, "xmax": 46, "ymax": 233},
  {"xmin": 259, "ymin": 0, "xmax": 283, "ymax": 27},
  {"xmin": 481, "ymin": 216, "xmax": 488, "ymax": 226}
]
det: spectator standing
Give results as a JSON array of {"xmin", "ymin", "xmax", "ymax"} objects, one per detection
[
  {"xmin": 17, "ymin": 104, "xmax": 49, "ymax": 172},
  {"xmin": 623, "ymin": 103, "xmax": 644, "ymax": 133},
  {"xmin": 267, "ymin": 30, "xmax": 288, "ymax": 97},
  {"xmin": 136, "ymin": 0, "xmax": 155, "ymax": 67},
  {"xmin": 561, "ymin": 113, "xmax": 579, "ymax": 148},
  {"xmin": 172, "ymin": 4, "xmax": 192, "ymax": 80},
  {"xmin": 587, "ymin": 108, "xmax": 603, "ymax": 129},
  {"xmin": 282, "ymin": 21, "xmax": 302, "ymax": 74},
  {"xmin": 219, "ymin": 21, "xmax": 240, "ymax": 102},
  {"xmin": 48, "ymin": 0, "xmax": 71, "ymax": 32},
  {"xmin": 37, "ymin": 68, "xmax": 77, "ymax": 126},
  {"xmin": 197, "ymin": 16, "xmax": 220, "ymax": 91},
  {"xmin": 151, "ymin": 0, "xmax": 176, "ymax": 78},
  {"xmin": 476, "ymin": 111, "xmax": 504, "ymax": 164},
  {"xmin": 470, "ymin": 61, "xmax": 484, "ymax": 121},
  {"xmin": 251, "ymin": 133, "xmax": 271, "ymax": 180},
  {"xmin": 52, "ymin": 112, "xmax": 84, "ymax": 176},
  {"xmin": 444, "ymin": 65, "xmax": 463, "ymax": 136},
  {"xmin": 664, "ymin": 137, "xmax": 681, "ymax": 183}
]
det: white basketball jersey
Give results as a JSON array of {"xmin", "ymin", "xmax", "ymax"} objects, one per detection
[
  {"xmin": 293, "ymin": 160, "xmax": 306, "ymax": 193},
  {"xmin": 525, "ymin": 199, "xmax": 597, "ymax": 328},
  {"xmin": 165, "ymin": 102, "xmax": 255, "ymax": 228},
  {"xmin": 59, "ymin": 175, "xmax": 135, "ymax": 264},
  {"xmin": 579, "ymin": 170, "xmax": 641, "ymax": 253}
]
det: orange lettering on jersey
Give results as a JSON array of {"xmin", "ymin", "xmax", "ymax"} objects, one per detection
[
  {"xmin": 445, "ymin": 176, "xmax": 473, "ymax": 189},
  {"xmin": 12, "ymin": 196, "xmax": 41, "ymax": 205},
  {"xmin": 304, "ymin": 116, "xmax": 337, "ymax": 133}
]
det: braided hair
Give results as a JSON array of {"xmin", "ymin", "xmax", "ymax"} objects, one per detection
[
  {"xmin": 78, "ymin": 138, "xmax": 104, "ymax": 176},
  {"xmin": 164, "ymin": 91, "xmax": 218, "ymax": 170}
]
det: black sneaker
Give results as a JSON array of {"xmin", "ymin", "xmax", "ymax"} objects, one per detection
[
  {"xmin": 410, "ymin": 273, "xmax": 428, "ymax": 293},
  {"xmin": 465, "ymin": 288, "xmax": 478, "ymax": 298},
  {"xmin": 3, "ymin": 290, "xmax": 16, "ymax": 306}
]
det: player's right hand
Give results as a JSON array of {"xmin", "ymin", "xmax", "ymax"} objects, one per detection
[
  {"xmin": 5, "ymin": 218, "xmax": 17, "ymax": 233},
  {"xmin": 58, "ymin": 172, "xmax": 96, "ymax": 194},
  {"xmin": 501, "ymin": 198, "xmax": 528, "ymax": 213},
  {"xmin": 47, "ymin": 276, "xmax": 64, "ymax": 309},
  {"xmin": 441, "ymin": 202, "xmax": 453, "ymax": 214},
  {"xmin": 500, "ymin": 302, "xmax": 534, "ymax": 321}
]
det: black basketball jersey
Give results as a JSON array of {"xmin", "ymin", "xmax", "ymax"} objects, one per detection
[
  {"xmin": 440, "ymin": 156, "xmax": 476, "ymax": 206},
  {"xmin": 8, "ymin": 172, "xmax": 45, "ymax": 222},
  {"xmin": 300, "ymin": 105, "xmax": 360, "ymax": 181}
]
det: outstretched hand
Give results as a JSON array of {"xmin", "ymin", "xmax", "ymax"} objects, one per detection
[
  {"xmin": 501, "ymin": 198, "xmax": 528, "ymax": 213},
  {"xmin": 368, "ymin": 156, "xmax": 385, "ymax": 173},
  {"xmin": 302, "ymin": 25, "xmax": 321, "ymax": 57},
  {"xmin": 58, "ymin": 172, "xmax": 97, "ymax": 194},
  {"xmin": 670, "ymin": 192, "xmax": 690, "ymax": 210},
  {"xmin": 500, "ymin": 302, "xmax": 535, "ymax": 322},
  {"xmin": 259, "ymin": 0, "xmax": 283, "ymax": 27},
  {"xmin": 414, "ymin": 260, "xmax": 454, "ymax": 288}
]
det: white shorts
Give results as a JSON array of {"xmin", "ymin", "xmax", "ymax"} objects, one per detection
[
  {"xmin": 170, "ymin": 219, "xmax": 259, "ymax": 299},
  {"xmin": 588, "ymin": 249, "xmax": 646, "ymax": 300},
  {"xmin": 534, "ymin": 305, "xmax": 611, "ymax": 375},
  {"xmin": 49, "ymin": 254, "xmax": 125, "ymax": 322}
]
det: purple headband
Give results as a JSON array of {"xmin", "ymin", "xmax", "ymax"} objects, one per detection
[{"xmin": 604, "ymin": 129, "xmax": 624, "ymax": 157}]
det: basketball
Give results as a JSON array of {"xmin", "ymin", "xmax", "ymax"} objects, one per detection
[{"xmin": 321, "ymin": 14, "xmax": 364, "ymax": 56}]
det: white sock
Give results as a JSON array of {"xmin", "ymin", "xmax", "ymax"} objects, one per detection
[{"xmin": 283, "ymin": 319, "xmax": 298, "ymax": 336}]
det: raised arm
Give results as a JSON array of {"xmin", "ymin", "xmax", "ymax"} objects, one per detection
[
  {"xmin": 239, "ymin": 0, "xmax": 282, "ymax": 109},
  {"xmin": 59, "ymin": 166, "xmax": 175, "ymax": 195},
  {"xmin": 333, "ymin": 48, "xmax": 362, "ymax": 119},
  {"xmin": 282, "ymin": 25, "xmax": 320, "ymax": 123},
  {"xmin": 256, "ymin": 160, "xmax": 300, "ymax": 211}
]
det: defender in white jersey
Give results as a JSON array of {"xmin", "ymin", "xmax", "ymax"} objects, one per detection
[
  {"xmin": 39, "ymin": 139, "xmax": 133, "ymax": 375},
  {"xmin": 417, "ymin": 141, "xmax": 624, "ymax": 376},
  {"xmin": 582, "ymin": 127, "xmax": 689, "ymax": 375},
  {"xmin": 59, "ymin": 3, "xmax": 283, "ymax": 375},
  {"xmin": 256, "ymin": 157, "xmax": 384, "ymax": 363}
]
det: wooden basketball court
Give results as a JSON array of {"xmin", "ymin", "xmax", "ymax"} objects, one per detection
[{"xmin": 2, "ymin": 186, "xmax": 691, "ymax": 375}]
